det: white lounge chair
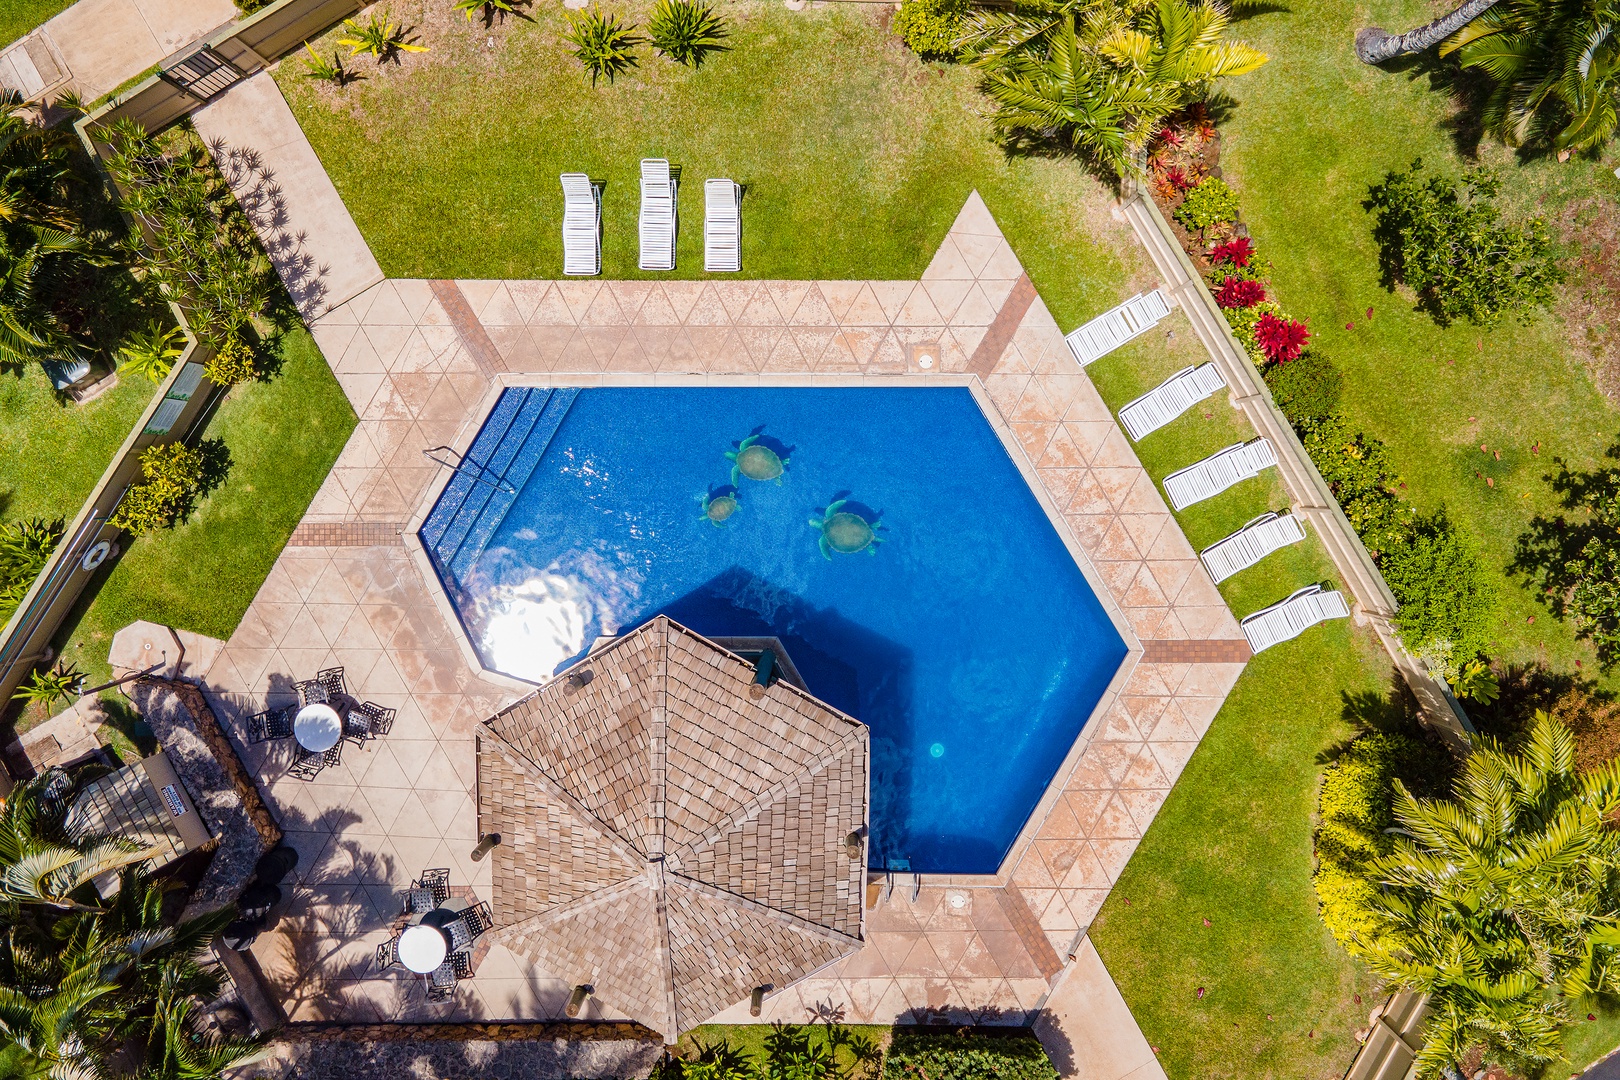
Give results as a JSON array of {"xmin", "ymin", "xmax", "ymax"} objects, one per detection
[
  {"xmin": 1064, "ymin": 290, "xmax": 1171, "ymax": 367},
  {"xmin": 1161, "ymin": 437, "xmax": 1277, "ymax": 511},
  {"xmin": 1200, "ymin": 510, "xmax": 1307, "ymax": 584},
  {"xmin": 704, "ymin": 178, "xmax": 741, "ymax": 273},
  {"xmin": 561, "ymin": 173, "xmax": 602, "ymax": 277},
  {"xmin": 1241, "ymin": 584, "xmax": 1351, "ymax": 654},
  {"xmin": 638, "ymin": 158, "xmax": 677, "ymax": 271},
  {"xmin": 1119, "ymin": 362, "xmax": 1226, "ymax": 441}
]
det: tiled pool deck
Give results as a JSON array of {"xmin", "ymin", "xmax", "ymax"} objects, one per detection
[{"xmin": 201, "ymin": 193, "xmax": 1245, "ymax": 1034}]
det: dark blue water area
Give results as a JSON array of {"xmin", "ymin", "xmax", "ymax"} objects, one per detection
[{"xmin": 424, "ymin": 386, "xmax": 1127, "ymax": 874}]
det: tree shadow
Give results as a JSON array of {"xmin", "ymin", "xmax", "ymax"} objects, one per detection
[{"xmin": 206, "ymin": 138, "xmax": 331, "ymax": 321}]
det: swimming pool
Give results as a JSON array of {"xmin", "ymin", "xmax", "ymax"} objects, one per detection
[{"xmin": 421, "ymin": 386, "xmax": 1128, "ymax": 874}]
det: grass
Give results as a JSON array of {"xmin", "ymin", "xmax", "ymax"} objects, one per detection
[
  {"xmin": 51, "ymin": 325, "xmax": 355, "ymax": 688},
  {"xmin": 0, "ymin": 0, "xmax": 72, "ymax": 50},
  {"xmin": 1215, "ymin": 0, "xmax": 1620, "ymax": 688}
]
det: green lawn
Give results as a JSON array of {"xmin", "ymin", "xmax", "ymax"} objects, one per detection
[
  {"xmin": 0, "ymin": 366, "xmax": 154, "ymax": 525},
  {"xmin": 0, "ymin": 0, "xmax": 72, "ymax": 50},
  {"xmin": 1215, "ymin": 0, "xmax": 1620, "ymax": 687},
  {"xmin": 52, "ymin": 325, "xmax": 355, "ymax": 688}
]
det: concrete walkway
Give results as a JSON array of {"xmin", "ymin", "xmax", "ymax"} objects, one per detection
[
  {"xmin": 193, "ymin": 72, "xmax": 384, "ymax": 320},
  {"xmin": 0, "ymin": 0, "xmax": 234, "ymax": 102},
  {"xmin": 1035, "ymin": 940, "xmax": 1167, "ymax": 1080}
]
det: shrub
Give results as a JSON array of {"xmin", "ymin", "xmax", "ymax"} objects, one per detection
[
  {"xmin": 0, "ymin": 517, "xmax": 64, "ymax": 623},
  {"xmin": 117, "ymin": 319, "xmax": 185, "ymax": 383},
  {"xmin": 110, "ymin": 439, "xmax": 230, "ymax": 534},
  {"xmin": 1368, "ymin": 158, "xmax": 1562, "ymax": 328},
  {"xmin": 1209, "ymin": 236, "xmax": 1252, "ymax": 267},
  {"xmin": 1214, "ymin": 277, "xmax": 1265, "ymax": 309},
  {"xmin": 1173, "ymin": 177, "xmax": 1239, "ymax": 235},
  {"xmin": 1381, "ymin": 511, "xmax": 1498, "ymax": 667},
  {"xmin": 649, "ymin": 0, "xmax": 729, "ymax": 66},
  {"xmin": 1224, "ymin": 299, "xmax": 1281, "ymax": 366},
  {"xmin": 894, "ymin": 0, "xmax": 967, "ymax": 58},
  {"xmin": 336, "ymin": 11, "xmax": 428, "ymax": 62},
  {"xmin": 1296, "ymin": 412, "xmax": 1412, "ymax": 558},
  {"xmin": 204, "ymin": 333, "xmax": 256, "ymax": 386},
  {"xmin": 1262, "ymin": 350, "xmax": 1341, "ymax": 422},
  {"xmin": 884, "ymin": 1029, "xmax": 1058, "ymax": 1080},
  {"xmin": 564, "ymin": 6, "xmax": 644, "ymax": 85},
  {"xmin": 1253, "ymin": 311, "xmax": 1308, "ymax": 362}
]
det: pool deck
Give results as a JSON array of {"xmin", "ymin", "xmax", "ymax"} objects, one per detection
[{"xmin": 199, "ymin": 193, "xmax": 1241, "ymax": 1071}]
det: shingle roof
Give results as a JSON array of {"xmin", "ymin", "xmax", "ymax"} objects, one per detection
[{"xmin": 478, "ymin": 616, "xmax": 869, "ymax": 1039}]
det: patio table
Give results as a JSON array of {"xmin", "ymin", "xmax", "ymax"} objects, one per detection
[
  {"xmin": 398, "ymin": 924, "xmax": 449, "ymax": 974},
  {"xmin": 293, "ymin": 703, "xmax": 342, "ymax": 752}
]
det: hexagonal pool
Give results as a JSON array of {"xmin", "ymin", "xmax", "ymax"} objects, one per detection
[{"xmin": 421, "ymin": 386, "xmax": 1127, "ymax": 874}]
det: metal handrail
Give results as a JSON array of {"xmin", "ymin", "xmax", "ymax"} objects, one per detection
[{"xmin": 421, "ymin": 446, "xmax": 517, "ymax": 495}]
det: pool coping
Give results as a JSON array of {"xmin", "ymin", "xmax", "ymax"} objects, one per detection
[{"xmin": 400, "ymin": 372, "xmax": 1143, "ymax": 890}]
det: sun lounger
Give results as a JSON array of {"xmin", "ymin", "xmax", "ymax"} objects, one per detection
[
  {"xmin": 1119, "ymin": 362, "xmax": 1226, "ymax": 441},
  {"xmin": 638, "ymin": 158, "xmax": 677, "ymax": 271},
  {"xmin": 1241, "ymin": 584, "xmax": 1351, "ymax": 654},
  {"xmin": 704, "ymin": 178, "xmax": 741, "ymax": 272},
  {"xmin": 561, "ymin": 172, "xmax": 601, "ymax": 277},
  {"xmin": 1200, "ymin": 510, "xmax": 1307, "ymax": 583},
  {"xmin": 1064, "ymin": 290, "xmax": 1171, "ymax": 367},
  {"xmin": 1161, "ymin": 437, "xmax": 1277, "ymax": 511}
]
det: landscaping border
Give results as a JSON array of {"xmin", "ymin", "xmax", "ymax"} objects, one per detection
[{"xmin": 1118, "ymin": 190, "xmax": 1474, "ymax": 749}]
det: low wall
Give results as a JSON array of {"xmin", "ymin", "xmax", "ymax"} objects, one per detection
[{"xmin": 1118, "ymin": 192, "xmax": 1475, "ymax": 751}]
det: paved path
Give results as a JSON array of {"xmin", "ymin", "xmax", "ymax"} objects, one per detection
[
  {"xmin": 193, "ymin": 73, "xmax": 384, "ymax": 320},
  {"xmin": 1035, "ymin": 939, "xmax": 1167, "ymax": 1080},
  {"xmin": 0, "ymin": 0, "xmax": 234, "ymax": 102}
]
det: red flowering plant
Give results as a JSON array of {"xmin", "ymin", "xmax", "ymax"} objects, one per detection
[
  {"xmin": 1253, "ymin": 312, "xmax": 1310, "ymax": 363},
  {"xmin": 1209, "ymin": 237, "xmax": 1253, "ymax": 268},
  {"xmin": 1215, "ymin": 277, "xmax": 1266, "ymax": 309}
]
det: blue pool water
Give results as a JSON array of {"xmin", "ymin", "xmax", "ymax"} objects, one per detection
[{"xmin": 422, "ymin": 386, "xmax": 1127, "ymax": 874}]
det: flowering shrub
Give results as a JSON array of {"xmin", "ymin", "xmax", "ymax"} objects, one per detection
[
  {"xmin": 1253, "ymin": 311, "xmax": 1309, "ymax": 362},
  {"xmin": 1225, "ymin": 300, "xmax": 1281, "ymax": 366},
  {"xmin": 1173, "ymin": 177, "xmax": 1239, "ymax": 235},
  {"xmin": 1215, "ymin": 278, "xmax": 1265, "ymax": 309},
  {"xmin": 1209, "ymin": 236, "xmax": 1252, "ymax": 267}
]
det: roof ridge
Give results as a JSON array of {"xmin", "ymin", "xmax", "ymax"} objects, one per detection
[
  {"xmin": 480, "ymin": 720, "xmax": 650, "ymax": 868},
  {"xmin": 667, "ymin": 871, "xmax": 864, "ymax": 949},
  {"xmin": 664, "ymin": 724, "xmax": 867, "ymax": 870}
]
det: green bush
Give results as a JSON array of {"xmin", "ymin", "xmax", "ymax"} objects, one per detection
[
  {"xmin": 0, "ymin": 517, "xmax": 64, "ymax": 624},
  {"xmin": 110, "ymin": 439, "xmax": 230, "ymax": 534},
  {"xmin": 1368, "ymin": 158, "xmax": 1562, "ymax": 328},
  {"xmin": 1381, "ymin": 511, "xmax": 1498, "ymax": 669},
  {"xmin": 1262, "ymin": 351, "xmax": 1342, "ymax": 422},
  {"xmin": 1223, "ymin": 298, "xmax": 1282, "ymax": 367},
  {"xmin": 884, "ymin": 1030, "xmax": 1058, "ymax": 1080},
  {"xmin": 1173, "ymin": 177, "xmax": 1239, "ymax": 235},
  {"xmin": 204, "ymin": 334, "xmax": 256, "ymax": 386},
  {"xmin": 893, "ymin": 0, "xmax": 968, "ymax": 60},
  {"xmin": 1296, "ymin": 413, "xmax": 1412, "ymax": 558},
  {"xmin": 649, "ymin": 0, "xmax": 730, "ymax": 66}
]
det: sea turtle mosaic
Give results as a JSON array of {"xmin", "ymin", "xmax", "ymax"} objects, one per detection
[
  {"xmin": 726, "ymin": 433, "xmax": 789, "ymax": 486},
  {"xmin": 699, "ymin": 487, "xmax": 741, "ymax": 527},
  {"xmin": 809, "ymin": 500, "xmax": 885, "ymax": 559}
]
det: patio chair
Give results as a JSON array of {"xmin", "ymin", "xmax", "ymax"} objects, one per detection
[
  {"xmin": 1200, "ymin": 511, "xmax": 1307, "ymax": 584},
  {"xmin": 460, "ymin": 900, "xmax": 494, "ymax": 941},
  {"xmin": 704, "ymin": 178, "xmax": 741, "ymax": 273},
  {"xmin": 426, "ymin": 960, "xmax": 458, "ymax": 1001},
  {"xmin": 294, "ymin": 678, "xmax": 327, "ymax": 707},
  {"xmin": 401, "ymin": 888, "xmax": 436, "ymax": 916},
  {"xmin": 561, "ymin": 172, "xmax": 602, "ymax": 277},
  {"xmin": 245, "ymin": 707, "xmax": 293, "ymax": 744},
  {"xmin": 353, "ymin": 700, "xmax": 396, "ymax": 738},
  {"xmin": 638, "ymin": 158, "xmax": 677, "ymax": 271},
  {"xmin": 317, "ymin": 667, "xmax": 347, "ymax": 700},
  {"xmin": 1063, "ymin": 290, "xmax": 1171, "ymax": 367},
  {"xmin": 446, "ymin": 916, "xmax": 474, "ymax": 952},
  {"xmin": 451, "ymin": 951, "xmax": 474, "ymax": 979},
  {"xmin": 1241, "ymin": 584, "xmax": 1351, "ymax": 654},
  {"xmin": 342, "ymin": 708, "xmax": 371, "ymax": 751},
  {"xmin": 375, "ymin": 934, "xmax": 400, "ymax": 971},
  {"xmin": 1161, "ymin": 437, "xmax": 1277, "ymax": 511},
  {"xmin": 1118, "ymin": 362, "xmax": 1226, "ymax": 441},
  {"xmin": 414, "ymin": 868, "xmax": 451, "ymax": 907},
  {"xmin": 288, "ymin": 743, "xmax": 342, "ymax": 782}
]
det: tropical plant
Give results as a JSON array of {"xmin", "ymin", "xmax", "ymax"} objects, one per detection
[
  {"xmin": 336, "ymin": 11, "xmax": 428, "ymax": 62},
  {"xmin": 1368, "ymin": 159, "xmax": 1562, "ymax": 327},
  {"xmin": 1515, "ymin": 451, "xmax": 1620, "ymax": 666},
  {"xmin": 1443, "ymin": 0, "xmax": 1620, "ymax": 153},
  {"xmin": 893, "ymin": 0, "xmax": 968, "ymax": 60},
  {"xmin": 110, "ymin": 439, "xmax": 229, "ymax": 534},
  {"xmin": 1214, "ymin": 276, "xmax": 1264, "ymax": 308},
  {"xmin": 1354, "ymin": 0, "xmax": 1503, "ymax": 63},
  {"xmin": 964, "ymin": 0, "xmax": 1266, "ymax": 177},
  {"xmin": 203, "ymin": 332, "xmax": 256, "ymax": 386},
  {"xmin": 1262, "ymin": 349, "xmax": 1342, "ymax": 421},
  {"xmin": 1172, "ymin": 175, "xmax": 1238, "ymax": 233},
  {"xmin": 1209, "ymin": 235, "xmax": 1252, "ymax": 266},
  {"xmin": 0, "ymin": 227, "xmax": 99, "ymax": 374},
  {"xmin": 116, "ymin": 319, "xmax": 185, "ymax": 383},
  {"xmin": 1453, "ymin": 657, "xmax": 1501, "ymax": 703},
  {"xmin": 648, "ymin": 0, "xmax": 729, "ymax": 64},
  {"xmin": 1346, "ymin": 714, "xmax": 1620, "ymax": 1077},
  {"xmin": 0, "ymin": 516, "xmax": 63, "ymax": 624},
  {"xmin": 302, "ymin": 43, "xmax": 362, "ymax": 86},
  {"xmin": 1252, "ymin": 310, "xmax": 1308, "ymax": 362},
  {"xmin": 564, "ymin": 6, "xmax": 645, "ymax": 84},
  {"xmin": 454, "ymin": 0, "xmax": 525, "ymax": 22},
  {"xmin": 0, "ymin": 91, "xmax": 77, "ymax": 233},
  {"xmin": 12, "ymin": 663, "xmax": 83, "ymax": 710},
  {"xmin": 0, "ymin": 772, "xmax": 158, "ymax": 915},
  {"xmin": 883, "ymin": 1028, "xmax": 1058, "ymax": 1080}
]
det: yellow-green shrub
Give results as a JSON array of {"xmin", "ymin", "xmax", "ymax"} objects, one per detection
[{"xmin": 893, "ymin": 0, "xmax": 967, "ymax": 60}]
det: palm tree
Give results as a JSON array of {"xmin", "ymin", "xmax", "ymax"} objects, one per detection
[
  {"xmin": 1442, "ymin": 0, "xmax": 1620, "ymax": 152},
  {"xmin": 1350, "ymin": 713, "xmax": 1620, "ymax": 1077},
  {"xmin": 1355, "ymin": 0, "xmax": 1505, "ymax": 63},
  {"xmin": 0, "ymin": 90, "xmax": 75, "ymax": 233},
  {"xmin": 965, "ymin": 0, "xmax": 1265, "ymax": 177},
  {"xmin": 0, "ymin": 228, "xmax": 96, "ymax": 374}
]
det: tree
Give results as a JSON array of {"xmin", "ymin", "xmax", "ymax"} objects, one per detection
[
  {"xmin": 0, "ymin": 90, "xmax": 76, "ymax": 233},
  {"xmin": 0, "ymin": 227, "xmax": 100, "ymax": 373},
  {"xmin": 1354, "ymin": 0, "xmax": 1502, "ymax": 64},
  {"xmin": 0, "ymin": 771, "xmax": 155, "ymax": 913},
  {"xmin": 1513, "ymin": 449, "xmax": 1620, "ymax": 667},
  {"xmin": 965, "ymin": 0, "xmax": 1266, "ymax": 177},
  {"xmin": 1349, "ymin": 714, "xmax": 1620, "ymax": 1077},
  {"xmin": 1443, "ymin": 0, "xmax": 1620, "ymax": 153}
]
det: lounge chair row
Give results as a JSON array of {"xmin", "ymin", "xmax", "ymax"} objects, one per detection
[{"xmin": 562, "ymin": 161, "xmax": 741, "ymax": 277}]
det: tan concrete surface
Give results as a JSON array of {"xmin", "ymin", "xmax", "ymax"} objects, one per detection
[
  {"xmin": 9, "ymin": 0, "xmax": 236, "ymax": 100},
  {"xmin": 193, "ymin": 72, "xmax": 385, "ymax": 320},
  {"xmin": 1034, "ymin": 938, "xmax": 1169, "ymax": 1080}
]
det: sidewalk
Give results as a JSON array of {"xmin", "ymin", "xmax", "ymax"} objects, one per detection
[
  {"xmin": 1035, "ymin": 938, "xmax": 1169, "ymax": 1080},
  {"xmin": 0, "ymin": 0, "xmax": 235, "ymax": 102}
]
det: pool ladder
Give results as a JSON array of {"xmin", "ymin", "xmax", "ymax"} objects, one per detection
[
  {"xmin": 421, "ymin": 445, "xmax": 519, "ymax": 495},
  {"xmin": 881, "ymin": 859, "xmax": 920, "ymax": 904}
]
